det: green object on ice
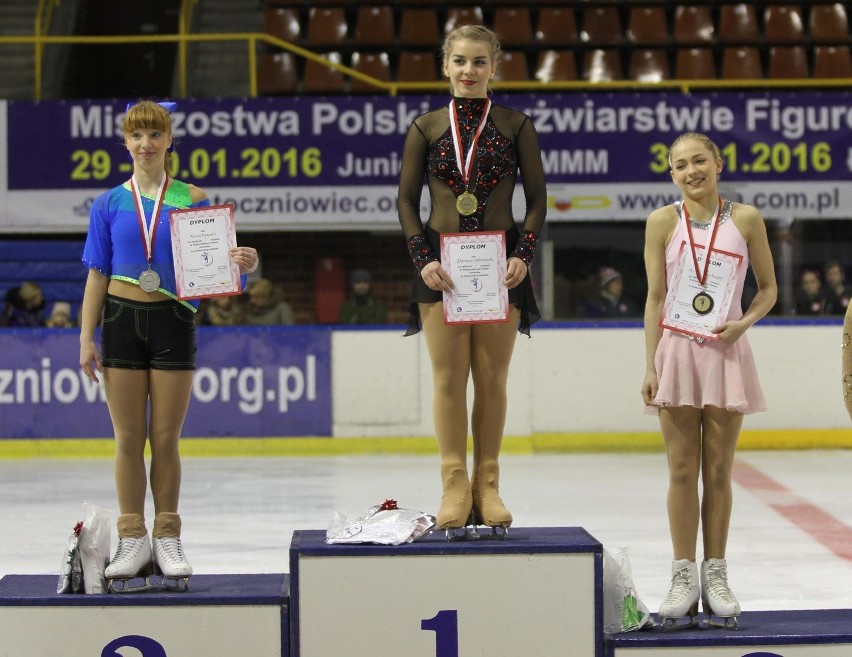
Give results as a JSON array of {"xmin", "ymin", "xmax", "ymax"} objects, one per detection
[{"xmin": 622, "ymin": 593, "xmax": 642, "ymax": 629}]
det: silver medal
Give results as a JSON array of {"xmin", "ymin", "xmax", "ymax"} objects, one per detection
[{"xmin": 139, "ymin": 268, "xmax": 161, "ymax": 292}]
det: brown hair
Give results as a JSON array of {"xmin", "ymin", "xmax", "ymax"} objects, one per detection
[
  {"xmin": 123, "ymin": 101, "xmax": 174, "ymax": 175},
  {"xmin": 668, "ymin": 132, "xmax": 723, "ymax": 169}
]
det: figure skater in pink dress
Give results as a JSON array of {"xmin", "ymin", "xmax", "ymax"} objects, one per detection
[{"xmin": 641, "ymin": 133, "xmax": 777, "ymax": 630}]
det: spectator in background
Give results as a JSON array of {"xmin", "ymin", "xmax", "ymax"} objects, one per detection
[
  {"xmin": 244, "ymin": 277, "xmax": 295, "ymax": 325},
  {"xmin": 46, "ymin": 301, "xmax": 75, "ymax": 328},
  {"xmin": 200, "ymin": 295, "xmax": 243, "ymax": 326},
  {"xmin": 3, "ymin": 281, "xmax": 47, "ymax": 327},
  {"xmin": 582, "ymin": 266, "xmax": 636, "ymax": 318},
  {"xmin": 338, "ymin": 269, "xmax": 388, "ymax": 324},
  {"xmin": 794, "ymin": 268, "xmax": 827, "ymax": 315},
  {"xmin": 823, "ymin": 260, "xmax": 850, "ymax": 315}
]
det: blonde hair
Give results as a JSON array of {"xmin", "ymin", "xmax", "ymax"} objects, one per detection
[
  {"xmin": 441, "ymin": 25, "xmax": 503, "ymax": 68},
  {"xmin": 668, "ymin": 132, "xmax": 723, "ymax": 169},
  {"xmin": 123, "ymin": 101, "xmax": 174, "ymax": 175}
]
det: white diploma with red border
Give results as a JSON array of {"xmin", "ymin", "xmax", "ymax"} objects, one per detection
[
  {"xmin": 660, "ymin": 241, "xmax": 742, "ymax": 341},
  {"xmin": 169, "ymin": 204, "xmax": 242, "ymax": 300},
  {"xmin": 440, "ymin": 231, "xmax": 509, "ymax": 325}
]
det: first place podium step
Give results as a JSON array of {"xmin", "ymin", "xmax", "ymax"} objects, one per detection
[{"xmin": 289, "ymin": 526, "xmax": 603, "ymax": 657}]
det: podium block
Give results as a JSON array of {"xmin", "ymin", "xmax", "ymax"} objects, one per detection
[
  {"xmin": 0, "ymin": 573, "xmax": 289, "ymax": 656},
  {"xmin": 289, "ymin": 526, "xmax": 602, "ymax": 657},
  {"xmin": 605, "ymin": 609, "xmax": 852, "ymax": 657}
]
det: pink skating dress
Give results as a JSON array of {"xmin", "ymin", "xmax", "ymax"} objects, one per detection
[{"xmin": 647, "ymin": 199, "xmax": 767, "ymax": 415}]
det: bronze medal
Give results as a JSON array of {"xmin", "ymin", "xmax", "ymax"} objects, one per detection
[
  {"xmin": 139, "ymin": 268, "xmax": 161, "ymax": 293},
  {"xmin": 692, "ymin": 291, "xmax": 713, "ymax": 315},
  {"xmin": 456, "ymin": 191, "xmax": 478, "ymax": 216}
]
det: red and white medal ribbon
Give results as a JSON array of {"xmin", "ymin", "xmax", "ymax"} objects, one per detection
[
  {"xmin": 683, "ymin": 196, "xmax": 722, "ymax": 286},
  {"xmin": 448, "ymin": 98, "xmax": 491, "ymax": 192},
  {"xmin": 130, "ymin": 174, "xmax": 169, "ymax": 267}
]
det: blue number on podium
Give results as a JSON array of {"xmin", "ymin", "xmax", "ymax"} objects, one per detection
[
  {"xmin": 101, "ymin": 635, "xmax": 167, "ymax": 657},
  {"xmin": 421, "ymin": 609, "xmax": 458, "ymax": 657}
]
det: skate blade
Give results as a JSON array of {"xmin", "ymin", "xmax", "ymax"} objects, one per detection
[
  {"xmin": 443, "ymin": 525, "xmax": 480, "ymax": 541},
  {"xmin": 158, "ymin": 576, "xmax": 191, "ymax": 592},
  {"xmin": 658, "ymin": 614, "xmax": 698, "ymax": 631},
  {"xmin": 704, "ymin": 615, "xmax": 739, "ymax": 630},
  {"xmin": 108, "ymin": 576, "xmax": 156, "ymax": 594},
  {"xmin": 439, "ymin": 510, "xmax": 481, "ymax": 541}
]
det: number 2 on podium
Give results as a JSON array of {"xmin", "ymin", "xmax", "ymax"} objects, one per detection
[{"xmin": 421, "ymin": 609, "xmax": 458, "ymax": 657}]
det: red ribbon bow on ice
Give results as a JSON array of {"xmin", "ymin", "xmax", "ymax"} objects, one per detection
[{"xmin": 380, "ymin": 499, "xmax": 398, "ymax": 510}]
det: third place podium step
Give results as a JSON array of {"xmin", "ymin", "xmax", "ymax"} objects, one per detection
[{"xmin": 289, "ymin": 526, "xmax": 603, "ymax": 657}]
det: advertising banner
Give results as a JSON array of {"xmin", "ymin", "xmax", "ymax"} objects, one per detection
[
  {"xmin": 0, "ymin": 326, "xmax": 331, "ymax": 438},
  {"xmin": 1, "ymin": 91, "xmax": 851, "ymax": 229}
]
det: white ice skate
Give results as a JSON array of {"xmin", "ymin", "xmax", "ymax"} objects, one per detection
[
  {"xmin": 153, "ymin": 537, "xmax": 192, "ymax": 592},
  {"xmin": 701, "ymin": 558, "xmax": 740, "ymax": 629},
  {"xmin": 105, "ymin": 536, "xmax": 155, "ymax": 593},
  {"xmin": 658, "ymin": 559, "xmax": 699, "ymax": 630}
]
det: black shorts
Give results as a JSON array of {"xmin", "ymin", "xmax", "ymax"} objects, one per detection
[{"xmin": 101, "ymin": 294, "xmax": 197, "ymax": 370}]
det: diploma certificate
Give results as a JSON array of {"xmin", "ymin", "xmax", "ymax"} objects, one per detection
[
  {"xmin": 169, "ymin": 204, "xmax": 242, "ymax": 300},
  {"xmin": 660, "ymin": 241, "xmax": 742, "ymax": 341},
  {"xmin": 440, "ymin": 231, "xmax": 509, "ymax": 325}
]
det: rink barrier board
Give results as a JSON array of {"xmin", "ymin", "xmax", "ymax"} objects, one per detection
[
  {"xmin": 289, "ymin": 526, "xmax": 604, "ymax": 657},
  {"xmin": 605, "ymin": 609, "xmax": 852, "ymax": 657},
  {"xmin": 0, "ymin": 573, "xmax": 289, "ymax": 657},
  {"xmin": 2, "ymin": 428, "xmax": 851, "ymax": 459}
]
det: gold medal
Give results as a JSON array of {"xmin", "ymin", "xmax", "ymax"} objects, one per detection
[
  {"xmin": 692, "ymin": 291, "xmax": 713, "ymax": 315},
  {"xmin": 456, "ymin": 191, "xmax": 478, "ymax": 216},
  {"xmin": 139, "ymin": 268, "xmax": 161, "ymax": 292}
]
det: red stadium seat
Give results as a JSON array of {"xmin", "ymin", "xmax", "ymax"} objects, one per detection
[
  {"xmin": 674, "ymin": 48, "xmax": 716, "ymax": 80},
  {"xmin": 535, "ymin": 50, "xmax": 578, "ymax": 83}
]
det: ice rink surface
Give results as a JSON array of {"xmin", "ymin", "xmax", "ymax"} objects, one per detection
[{"xmin": 1, "ymin": 450, "xmax": 850, "ymax": 612}]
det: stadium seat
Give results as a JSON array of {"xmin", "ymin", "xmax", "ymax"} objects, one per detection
[
  {"xmin": 626, "ymin": 7, "xmax": 670, "ymax": 44},
  {"xmin": 350, "ymin": 52, "xmax": 391, "ymax": 93},
  {"xmin": 630, "ymin": 49, "xmax": 670, "ymax": 82},
  {"xmin": 535, "ymin": 8, "xmax": 579, "ymax": 46},
  {"xmin": 263, "ymin": 8, "xmax": 300, "ymax": 44},
  {"xmin": 809, "ymin": 4, "xmax": 850, "ymax": 43},
  {"xmin": 399, "ymin": 9, "xmax": 441, "ymax": 48},
  {"xmin": 303, "ymin": 53, "xmax": 345, "ymax": 94},
  {"xmin": 397, "ymin": 52, "xmax": 440, "ymax": 82},
  {"xmin": 535, "ymin": 49, "xmax": 578, "ymax": 83},
  {"xmin": 306, "ymin": 8, "xmax": 348, "ymax": 48},
  {"xmin": 722, "ymin": 47, "xmax": 763, "ymax": 79},
  {"xmin": 813, "ymin": 45, "xmax": 852, "ymax": 77},
  {"xmin": 444, "ymin": 7, "xmax": 485, "ymax": 34},
  {"xmin": 353, "ymin": 6, "xmax": 395, "ymax": 47},
  {"xmin": 257, "ymin": 53, "xmax": 297, "ymax": 95},
  {"xmin": 493, "ymin": 50, "xmax": 529, "ymax": 82},
  {"xmin": 581, "ymin": 7, "xmax": 623, "ymax": 45},
  {"xmin": 674, "ymin": 47, "xmax": 716, "ymax": 79},
  {"xmin": 673, "ymin": 6, "xmax": 714, "ymax": 44},
  {"xmin": 718, "ymin": 4, "xmax": 759, "ymax": 44},
  {"xmin": 768, "ymin": 46, "xmax": 809, "ymax": 79},
  {"xmin": 583, "ymin": 49, "xmax": 623, "ymax": 82},
  {"xmin": 492, "ymin": 8, "xmax": 533, "ymax": 47},
  {"xmin": 763, "ymin": 5, "xmax": 804, "ymax": 44}
]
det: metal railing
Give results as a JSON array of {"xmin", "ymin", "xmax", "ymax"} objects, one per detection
[{"xmin": 2, "ymin": 0, "xmax": 849, "ymax": 100}]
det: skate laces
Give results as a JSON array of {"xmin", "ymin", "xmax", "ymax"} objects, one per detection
[
  {"xmin": 704, "ymin": 562, "xmax": 736, "ymax": 603},
  {"xmin": 665, "ymin": 565, "xmax": 695, "ymax": 604},
  {"xmin": 157, "ymin": 537, "xmax": 187, "ymax": 564},
  {"xmin": 113, "ymin": 537, "xmax": 141, "ymax": 561}
]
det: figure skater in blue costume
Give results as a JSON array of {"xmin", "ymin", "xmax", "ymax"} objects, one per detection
[{"xmin": 79, "ymin": 100, "xmax": 258, "ymax": 591}]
